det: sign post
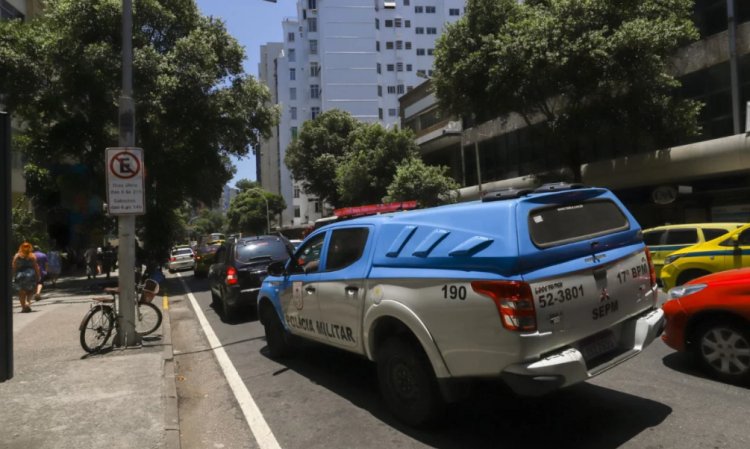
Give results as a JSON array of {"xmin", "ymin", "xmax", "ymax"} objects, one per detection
[{"xmin": 1, "ymin": 111, "xmax": 13, "ymax": 381}]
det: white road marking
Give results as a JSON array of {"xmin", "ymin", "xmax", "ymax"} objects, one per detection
[{"xmin": 177, "ymin": 274, "xmax": 281, "ymax": 449}]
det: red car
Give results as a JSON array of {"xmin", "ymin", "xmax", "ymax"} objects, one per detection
[{"xmin": 662, "ymin": 268, "xmax": 750, "ymax": 384}]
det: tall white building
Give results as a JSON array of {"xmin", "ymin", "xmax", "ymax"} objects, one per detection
[{"xmin": 260, "ymin": 0, "xmax": 465, "ymax": 229}]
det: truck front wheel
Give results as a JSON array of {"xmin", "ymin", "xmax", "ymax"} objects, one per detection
[
  {"xmin": 377, "ymin": 337, "xmax": 444, "ymax": 427},
  {"xmin": 262, "ymin": 305, "xmax": 292, "ymax": 358}
]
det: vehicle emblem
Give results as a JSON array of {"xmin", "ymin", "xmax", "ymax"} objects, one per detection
[{"xmin": 600, "ymin": 288, "xmax": 610, "ymax": 302}]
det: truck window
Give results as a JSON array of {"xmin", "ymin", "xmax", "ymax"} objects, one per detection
[
  {"xmin": 325, "ymin": 228, "xmax": 369, "ymax": 271},
  {"xmin": 291, "ymin": 233, "xmax": 325, "ymax": 274},
  {"xmin": 528, "ymin": 200, "xmax": 629, "ymax": 248}
]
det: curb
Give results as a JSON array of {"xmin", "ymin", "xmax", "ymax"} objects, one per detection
[{"xmin": 162, "ymin": 294, "xmax": 181, "ymax": 449}]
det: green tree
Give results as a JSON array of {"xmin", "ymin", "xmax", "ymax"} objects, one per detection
[
  {"xmin": 385, "ymin": 158, "xmax": 461, "ymax": 208},
  {"xmin": 0, "ymin": 0, "xmax": 278, "ymax": 250},
  {"xmin": 190, "ymin": 209, "xmax": 226, "ymax": 239},
  {"xmin": 284, "ymin": 109, "xmax": 362, "ymax": 206},
  {"xmin": 225, "ymin": 185, "xmax": 285, "ymax": 235},
  {"xmin": 336, "ymin": 124, "xmax": 420, "ymax": 205},
  {"xmin": 11, "ymin": 199, "xmax": 47, "ymax": 255},
  {"xmin": 433, "ymin": 0, "xmax": 702, "ymax": 181}
]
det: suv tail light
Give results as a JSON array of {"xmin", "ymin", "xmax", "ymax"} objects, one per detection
[
  {"xmin": 170, "ymin": 257, "xmax": 176, "ymax": 262},
  {"xmin": 471, "ymin": 281, "xmax": 536, "ymax": 332},
  {"xmin": 645, "ymin": 247, "xmax": 657, "ymax": 286},
  {"xmin": 226, "ymin": 266, "xmax": 238, "ymax": 285}
]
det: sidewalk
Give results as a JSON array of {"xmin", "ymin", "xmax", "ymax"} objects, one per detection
[{"xmin": 0, "ymin": 274, "xmax": 179, "ymax": 449}]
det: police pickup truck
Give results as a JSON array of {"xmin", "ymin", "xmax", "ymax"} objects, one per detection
[{"xmin": 258, "ymin": 183, "xmax": 664, "ymax": 426}]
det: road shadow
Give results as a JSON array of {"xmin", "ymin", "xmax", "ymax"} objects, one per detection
[
  {"xmin": 662, "ymin": 352, "xmax": 750, "ymax": 390},
  {"xmin": 262, "ymin": 341, "xmax": 672, "ymax": 449}
]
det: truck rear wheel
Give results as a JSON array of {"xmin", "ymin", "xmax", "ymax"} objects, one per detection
[{"xmin": 377, "ymin": 337, "xmax": 444, "ymax": 427}]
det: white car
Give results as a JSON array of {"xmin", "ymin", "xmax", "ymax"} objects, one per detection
[{"xmin": 167, "ymin": 246, "xmax": 195, "ymax": 272}]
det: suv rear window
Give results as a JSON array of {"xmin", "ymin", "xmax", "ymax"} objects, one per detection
[
  {"xmin": 665, "ymin": 229, "xmax": 698, "ymax": 245},
  {"xmin": 235, "ymin": 240, "xmax": 289, "ymax": 263},
  {"xmin": 172, "ymin": 248, "xmax": 193, "ymax": 256},
  {"xmin": 529, "ymin": 200, "xmax": 629, "ymax": 248},
  {"xmin": 643, "ymin": 230, "xmax": 664, "ymax": 246}
]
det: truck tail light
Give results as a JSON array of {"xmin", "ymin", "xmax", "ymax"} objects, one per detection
[
  {"xmin": 226, "ymin": 266, "xmax": 238, "ymax": 285},
  {"xmin": 645, "ymin": 247, "xmax": 657, "ymax": 286},
  {"xmin": 471, "ymin": 281, "xmax": 536, "ymax": 332},
  {"xmin": 170, "ymin": 257, "xmax": 176, "ymax": 262}
]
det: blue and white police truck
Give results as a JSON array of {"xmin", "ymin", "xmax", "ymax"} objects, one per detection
[{"xmin": 258, "ymin": 183, "xmax": 664, "ymax": 426}]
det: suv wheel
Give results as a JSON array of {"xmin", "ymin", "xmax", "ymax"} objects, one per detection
[
  {"xmin": 693, "ymin": 320, "xmax": 750, "ymax": 384},
  {"xmin": 377, "ymin": 337, "xmax": 444, "ymax": 427}
]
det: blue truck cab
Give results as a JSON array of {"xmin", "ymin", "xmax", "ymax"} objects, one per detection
[{"xmin": 258, "ymin": 183, "xmax": 664, "ymax": 426}]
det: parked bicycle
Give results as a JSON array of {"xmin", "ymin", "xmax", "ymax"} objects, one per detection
[{"xmin": 79, "ymin": 278, "xmax": 162, "ymax": 353}]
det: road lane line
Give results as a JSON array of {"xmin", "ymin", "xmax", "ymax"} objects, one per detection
[{"xmin": 177, "ymin": 274, "xmax": 281, "ymax": 449}]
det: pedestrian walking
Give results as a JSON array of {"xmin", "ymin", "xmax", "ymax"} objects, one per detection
[
  {"xmin": 101, "ymin": 243, "xmax": 115, "ymax": 279},
  {"xmin": 11, "ymin": 242, "xmax": 41, "ymax": 313},
  {"xmin": 32, "ymin": 246, "xmax": 48, "ymax": 301},
  {"xmin": 47, "ymin": 248, "xmax": 62, "ymax": 287},
  {"xmin": 84, "ymin": 246, "xmax": 98, "ymax": 280}
]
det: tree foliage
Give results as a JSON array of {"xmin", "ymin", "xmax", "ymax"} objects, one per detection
[
  {"xmin": 0, "ymin": 0, "xmax": 278, "ymax": 251},
  {"xmin": 284, "ymin": 109, "xmax": 361, "ymax": 206},
  {"xmin": 433, "ymin": 0, "xmax": 702, "ymax": 180},
  {"xmin": 385, "ymin": 158, "xmax": 460, "ymax": 208},
  {"xmin": 285, "ymin": 109, "xmax": 458, "ymax": 208},
  {"xmin": 225, "ymin": 179, "xmax": 286, "ymax": 235}
]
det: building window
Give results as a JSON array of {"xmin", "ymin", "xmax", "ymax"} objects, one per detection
[
  {"xmin": 416, "ymin": 69, "xmax": 426, "ymax": 78},
  {"xmin": 378, "ymin": 108, "xmax": 383, "ymax": 120},
  {"xmin": 291, "ymin": 127, "xmax": 298, "ymax": 139},
  {"xmin": 403, "ymin": 0, "xmax": 410, "ymax": 5},
  {"xmin": 394, "ymin": 18, "xmax": 402, "ymax": 28},
  {"xmin": 290, "ymin": 68, "xmax": 296, "ymax": 80},
  {"xmin": 294, "ymin": 186, "xmax": 300, "ymax": 198},
  {"xmin": 405, "ymin": 41, "xmax": 412, "ymax": 49},
  {"xmin": 310, "ymin": 84, "xmax": 321, "ymax": 99},
  {"xmin": 397, "ymin": 84, "xmax": 404, "ymax": 94},
  {"xmin": 396, "ymin": 40, "xmax": 403, "ymax": 50},
  {"xmin": 288, "ymin": 49, "xmax": 296, "ymax": 62},
  {"xmin": 396, "ymin": 62, "xmax": 403, "ymax": 72},
  {"xmin": 416, "ymin": 48, "xmax": 425, "ymax": 56},
  {"xmin": 405, "ymin": 20, "xmax": 411, "ymax": 28},
  {"xmin": 309, "ymin": 39, "xmax": 318, "ymax": 54},
  {"xmin": 406, "ymin": 64, "xmax": 412, "ymax": 72},
  {"xmin": 375, "ymin": 18, "xmax": 380, "ymax": 29},
  {"xmin": 385, "ymin": 19, "xmax": 393, "ymax": 27},
  {"xmin": 428, "ymin": 69, "xmax": 434, "ymax": 76},
  {"xmin": 294, "ymin": 205, "xmax": 301, "ymax": 218},
  {"xmin": 290, "ymin": 87, "xmax": 297, "ymax": 100},
  {"xmin": 388, "ymin": 108, "xmax": 398, "ymax": 117},
  {"xmin": 314, "ymin": 201, "xmax": 321, "ymax": 213},
  {"xmin": 308, "ymin": 0, "xmax": 317, "ymax": 9},
  {"xmin": 386, "ymin": 41, "xmax": 394, "ymax": 50},
  {"xmin": 416, "ymin": 27, "xmax": 424, "ymax": 34},
  {"xmin": 290, "ymin": 107, "xmax": 297, "ymax": 120},
  {"xmin": 387, "ymin": 64, "xmax": 395, "ymax": 72},
  {"xmin": 310, "ymin": 61, "xmax": 320, "ymax": 77},
  {"xmin": 449, "ymin": 8, "xmax": 460, "ymax": 16},
  {"xmin": 415, "ymin": 6, "xmax": 423, "ymax": 13},
  {"xmin": 426, "ymin": 6, "xmax": 436, "ymax": 13},
  {"xmin": 308, "ymin": 17, "xmax": 317, "ymax": 32},
  {"xmin": 311, "ymin": 107, "xmax": 321, "ymax": 119},
  {"xmin": 287, "ymin": 32, "xmax": 295, "ymax": 42},
  {"xmin": 387, "ymin": 86, "xmax": 396, "ymax": 94},
  {"xmin": 377, "ymin": 63, "xmax": 381, "ymax": 74},
  {"xmin": 426, "ymin": 27, "xmax": 437, "ymax": 35},
  {"xmin": 427, "ymin": 48, "xmax": 434, "ymax": 55},
  {"xmin": 376, "ymin": 41, "xmax": 380, "ymax": 51},
  {"xmin": 378, "ymin": 85, "xmax": 382, "ymax": 96}
]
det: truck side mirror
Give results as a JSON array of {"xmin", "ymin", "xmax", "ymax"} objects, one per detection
[{"xmin": 267, "ymin": 260, "xmax": 286, "ymax": 277}]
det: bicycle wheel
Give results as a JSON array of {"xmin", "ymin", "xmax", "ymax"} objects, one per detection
[
  {"xmin": 79, "ymin": 305, "xmax": 115, "ymax": 353},
  {"xmin": 135, "ymin": 302, "xmax": 162, "ymax": 336}
]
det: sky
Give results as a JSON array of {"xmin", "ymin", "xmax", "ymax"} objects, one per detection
[{"xmin": 194, "ymin": 0, "xmax": 297, "ymax": 188}]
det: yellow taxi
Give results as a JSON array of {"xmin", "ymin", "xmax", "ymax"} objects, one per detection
[
  {"xmin": 660, "ymin": 223, "xmax": 750, "ymax": 290},
  {"xmin": 642, "ymin": 223, "xmax": 742, "ymax": 278}
]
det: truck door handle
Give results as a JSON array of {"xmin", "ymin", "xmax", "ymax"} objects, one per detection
[
  {"xmin": 305, "ymin": 286, "xmax": 316, "ymax": 294},
  {"xmin": 345, "ymin": 286, "xmax": 359, "ymax": 296}
]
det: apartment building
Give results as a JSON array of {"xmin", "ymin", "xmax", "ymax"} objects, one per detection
[
  {"xmin": 401, "ymin": 0, "xmax": 750, "ymax": 228},
  {"xmin": 258, "ymin": 0, "xmax": 464, "ymax": 229}
]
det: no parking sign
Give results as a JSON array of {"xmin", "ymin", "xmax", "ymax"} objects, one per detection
[{"xmin": 106, "ymin": 147, "xmax": 145, "ymax": 215}]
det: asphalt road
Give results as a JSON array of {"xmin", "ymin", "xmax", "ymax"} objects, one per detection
[{"xmin": 171, "ymin": 272, "xmax": 749, "ymax": 449}]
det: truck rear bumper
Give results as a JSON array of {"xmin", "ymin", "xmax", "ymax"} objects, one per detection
[{"xmin": 501, "ymin": 307, "xmax": 665, "ymax": 396}]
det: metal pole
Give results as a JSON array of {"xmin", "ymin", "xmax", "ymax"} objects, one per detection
[
  {"xmin": 727, "ymin": 0, "xmax": 741, "ymax": 134},
  {"xmin": 474, "ymin": 139, "xmax": 482, "ymax": 194},
  {"xmin": 1, "ymin": 111, "xmax": 13, "ymax": 381},
  {"xmin": 116, "ymin": 0, "xmax": 139, "ymax": 347}
]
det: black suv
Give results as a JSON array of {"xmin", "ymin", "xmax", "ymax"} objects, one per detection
[{"xmin": 208, "ymin": 235, "xmax": 293, "ymax": 322}]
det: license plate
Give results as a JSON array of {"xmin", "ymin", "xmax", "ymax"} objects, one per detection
[{"xmin": 578, "ymin": 331, "xmax": 617, "ymax": 361}]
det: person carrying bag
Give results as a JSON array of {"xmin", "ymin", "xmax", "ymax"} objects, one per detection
[{"xmin": 11, "ymin": 242, "xmax": 41, "ymax": 313}]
